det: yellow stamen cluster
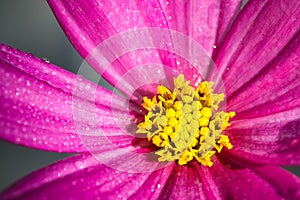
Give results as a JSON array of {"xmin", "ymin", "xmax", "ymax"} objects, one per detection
[{"xmin": 137, "ymin": 74, "xmax": 235, "ymax": 167}]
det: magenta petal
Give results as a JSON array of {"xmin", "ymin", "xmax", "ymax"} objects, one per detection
[
  {"xmin": 160, "ymin": 0, "xmax": 242, "ymax": 57},
  {"xmin": 214, "ymin": 0, "xmax": 242, "ymax": 50},
  {"xmin": 224, "ymin": 32, "xmax": 300, "ymax": 165},
  {"xmin": 201, "ymin": 157, "xmax": 300, "ymax": 199},
  {"xmin": 157, "ymin": 163, "xmax": 208, "ymax": 199},
  {"xmin": 47, "ymin": 0, "xmax": 168, "ymax": 58},
  {"xmin": 0, "ymin": 153, "xmax": 99, "ymax": 200},
  {"xmin": 226, "ymin": 107, "xmax": 300, "ymax": 165},
  {"xmin": 0, "ymin": 153, "xmax": 175, "ymax": 200},
  {"xmin": 0, "ymin": 44, "xmax": 134, "ymax": 152},
  {"xmin": 47, "ymin": 0, "xmax": 171, "ymax": 89},
  {"xmin": 215, "ymin": 0, "xmax": 300, "ymax": 97},
  {"xmin": 47, "ymin": 0, "xmax": 242, "ymax": 92},
  {"xmin": 226, "ymin": 26, "xmax": 300, "ymax": 117},
  {"xmin": 159, "ymin": 0, "xmax": 220, "ymax": 56}
]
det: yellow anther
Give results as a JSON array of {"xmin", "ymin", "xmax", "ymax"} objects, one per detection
[
  {"xmin": 157, "ymin": 85, "xmax": 171, "ymax": 95},
  {"xmin": 168, "ymin": 118, "xmax": 178, "ymax": 127},
  {"xmin": 195, "ymin": 81, "xmax": 213, "ymax": 98},
  {"xmin": 214, "ymin": 144, "xmax": 223, "ymax": 153},
  {"xmin": 169, "ymin": 132, "xmax": 176, "ymax": 140},
  {"xmin": 183, "ymin": 104, "xmax": 192, "ymax": 113},
  {"xmin": 201, "ymin": 107, "xmax": 212, "ymax": 118},
  {"xmin": 192, "ymin": 112, "xmax": 201, "ymax": 120},
  {"xmin": 209, "ymin": 94, "xmax": 224, "ymax": 110},
  {"xmin": 195, "ymin": 151, "xmax": 215, "ymax": 167},
  {"xmin": 218, "ymin": 135, "xmax": 233, "ymax": 150},
  {"xmin": 142, "ymin": 96, "xmax": 157, "ymax": 110},
  {"xmin": 174, "ymin": 74, "xmax": 186, "ymax": 89},
  {"xmin": 164, "ymin": 126, "xmax": 173, "ymax": 135},
  {"xmin": 192, "ymin": 101, "xmax": 201, "ymax": 110},
  {"xmin": 191, "ymin": 138, "xmax": 198, "ymax": 147},
  {"xmin": 190, "ymin": 120, "xmax": 199, "ymax": 129},
  {"xmin": 199, "ymin": 117, "xmax": 210, "ymax": 127},
  {"xmin": 223, "ymin": 112, "xmax": 236, "ymax": 130},
  {"xmin": 166, "ymin": 109, "xmax": 176, "ymax": 118},
  {"xmin": 195, "ymin": 130, "xmax": 200, "ymax": 138},
  {"xmin": 174, "ymin": 101, "xmax": 182, "ymax": 111},
  {"xmin": 159, "ymin": 132, "xmax": 169, "ymax": 142},
  {"xmin": 185, "ymin": 113, "xmax": 193, "ymax": 122},
  {"xmin": 200, "ymin": 127, "xmax": 209, "ymax": 136},
  {"xmin": 137, "ymin": 74, "xmax": 234, "ymax": 167},
  {"xmin": 178, "ymin": 151, "xmax": 194, "ymax": 165},
  {"xmin": 153, "ymin": 115, "xmax": 167, "ymax": 127},
  {"xmin": 152, "ymin": 135, "xmax": 163, "ymax": 147},
  {"xmin": 182, "ymin": 95, "xmax": 193, "ymax": 104}
]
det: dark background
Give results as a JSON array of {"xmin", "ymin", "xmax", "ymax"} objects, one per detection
[{"xmin": 0, "ymin": 0, "xmax": 299, "ymax": 192}]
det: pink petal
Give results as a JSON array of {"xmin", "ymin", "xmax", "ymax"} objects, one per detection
[
  {"xmin": 160, "ymin": 0, "xmax": 242, "ymax": 57},
  {"xmin": 226, "ymin": 107, "xmax": 300, "ymax": 165},
  {"xmin": 214, "ymin": 0, "xmax": 300, "ymax": 97},
  {"xmin": 0, "ymin": 153, "xmax": 175, "ymax": 200},
  {"xmin": 224, "ymin": 32, "xmax": 300, "ymax": 165},
  {"xmin": 213, "ymin": 0, "xmax": 242, "ymax": 52},
  {"xmin": 47, "ymin": 0, "xmax": 168, "ymax": 58},
  {"xmin": 0, "ymin": 44, "xmax": 135, "ymax": 152},
  {"xmin": 226, "ymin": 26, "xmax": 300, "ymax": 117},
  {"xmin": 47, "ymin": 0, "xmax": 242, "ymax": 93},
  {"xmin": 157, "ymin": 163, "xmax": 208, "ymax": 199},
  {"xmin": 47, "ymin": 0, "xmax": 171, "ymax": 91},
  {"xmin": 200, "ymin": 156, "xmax": 300, "ymax": 199}
]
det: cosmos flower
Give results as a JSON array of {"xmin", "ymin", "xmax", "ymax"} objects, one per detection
[{"xmin": 1, "ymin": 0, "xmax": 300, "ymax": 199}]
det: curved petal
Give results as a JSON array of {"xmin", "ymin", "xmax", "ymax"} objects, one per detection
[
  {"xmin": 227, "ymin": 26, "xmax": 300, "ymax": 117},
  {"xmin": 214, "ymin": 0, "xmax": 300, "ymax": 97},
  {"xmin": 213, "ymin": 0, "xmax": 242, "ymax": 52},
  {"xmin": 0, "ymin": 153, "xmax": 175, "ymax": 200},
  {"xmin": 226, "ymin": 107, "xmax": 300, "ymax": 165},
  {"xmin": 200, "ymin": 156, "xmax": 300, "ymax": 200},
  {"xmin": 157, "ymin": 163, "xmax": 208, "ymax": 199},
  {"xmin": 47, "ymin": 0, "xmax": 242, "ymax": 93},
  {"xmin": 0, "ymin": 44, "xmax": 135, "ymax": 153},
  {"xmin": 160, "ymin": 0, "xmax": 242, "ymax": 57},
  {"xmin": 47, "ymin": 0, "xmax": 171, "ymax": 91}
]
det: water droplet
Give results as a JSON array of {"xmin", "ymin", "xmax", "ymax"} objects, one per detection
[
  {"xmin": 75, "ymin": 161, "xmax": 85, "ymax": 169},
  {"xmin": 291, "ymin": 139, "xmax": 299, "ymax": 147},
  {"xmin": 42, "ymin": 57, "xmax": 50, "ymax": 63},
  {"xmin": 72, "ymin": 180, "xmax": 77, "ymax": 186}
]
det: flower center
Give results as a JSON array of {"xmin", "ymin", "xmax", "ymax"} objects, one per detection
[{"xmin": 137, "ymin": 74, "xmax": 235, "ymax": 167}]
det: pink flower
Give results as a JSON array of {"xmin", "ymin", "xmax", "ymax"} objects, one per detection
[{"xmin": 1, "ymin": 0, "xmax": 300, "ymax": 199}]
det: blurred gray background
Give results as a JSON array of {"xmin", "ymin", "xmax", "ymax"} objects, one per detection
[
  {"xmin": 0, "ymin": 0, "xmax": 80, "ymax": 191},
  {"xmin": 0, "ymin": 0, "xmax": 299, "ymax": 192}
]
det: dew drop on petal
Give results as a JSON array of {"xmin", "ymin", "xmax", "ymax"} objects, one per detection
[{"xmin": 75, "ymin": 161, "xmax": 85, "ymax": 169}]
